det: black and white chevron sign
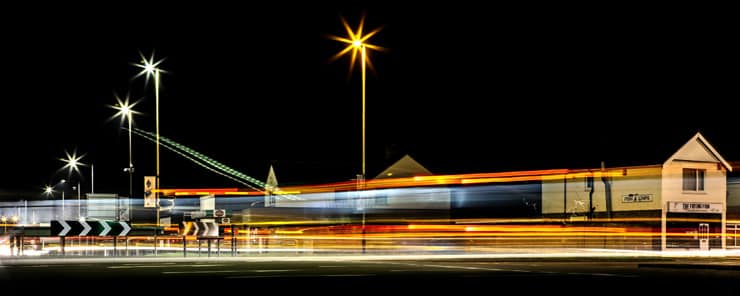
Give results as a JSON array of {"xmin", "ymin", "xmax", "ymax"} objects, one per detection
[
  {"xmin": 180, "ymin": 221, "xmax": 219, "ymax": 237},
  {"xmin": 51, "ymin": 220, "xmax": 131, "ymax": 237}
]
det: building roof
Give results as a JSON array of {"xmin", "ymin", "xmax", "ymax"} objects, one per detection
[
  {"xmin": 374, "ymin": 154, "xmax": 432, "ymax": 179},
  {"xmin": 664, "ymin": 132, "xmax": 732, "ymax": 172}
]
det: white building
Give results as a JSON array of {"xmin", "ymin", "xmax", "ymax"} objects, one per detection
[{"xmin": 542, "ymin": 132, "xmax": 731, "ymax": 250}]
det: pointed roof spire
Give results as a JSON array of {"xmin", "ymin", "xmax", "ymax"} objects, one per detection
[{"xmin": 266, "ymin": 165, "xmax": 279, "ymax": 191}]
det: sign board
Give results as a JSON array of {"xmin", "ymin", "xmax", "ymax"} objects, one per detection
[
  {"xmin": 118, "ymin": 198, "xmax": 130, "ymax": 222},
  {"xmin": 181, "ymin": 221, "xmax": 219, "ymax": 237},
  {"xmin": 51, "ymin": 220, "xmax": 131, "ymax": 237},
  {"xmin": 160, "ymin": 217, "xmax": 171, "ymax": 227},
  {"xmin": 214, "ymin": 209, "xmax": 226, "ymax": 217},
  {"xmin": 188, "ymin": 211, "xmax": 206, "ymax": 219},
  {"xmin": 144, "ymin": 176, "xmax": 157, "ymax": 208},
  {"xmin": 87, "ymin": 194, "xmax": 119, "ymax": 220},
  {"xmin": 622, "ymin": 193, "xmax": 653, "ymax": 203},
  {"xmin": 668, "ymin": 202, "xmax": 722, "ymax": 214}
]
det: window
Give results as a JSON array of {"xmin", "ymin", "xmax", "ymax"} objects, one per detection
[{"xmin": 682, "ymin": 168, "xmax": 705, "ymax": 192}]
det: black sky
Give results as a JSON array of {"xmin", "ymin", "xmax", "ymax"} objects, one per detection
[{"xmin": 1, "ymin": 3, "xmax": 737, "ymax": 199}]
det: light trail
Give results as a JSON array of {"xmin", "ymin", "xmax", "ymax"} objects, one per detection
[{"xmin": 128, "ymin": 128, "xmax": 264, "ymax": 190}]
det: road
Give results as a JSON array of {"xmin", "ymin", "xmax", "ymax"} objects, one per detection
[{"xmin": 2, "ymin": 255, "xmax": 740, "ymax": 294}]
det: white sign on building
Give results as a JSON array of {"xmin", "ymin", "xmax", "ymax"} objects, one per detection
[{"xmin": 668, "ymin": 202, "xmax": 722, "ymax": 213}]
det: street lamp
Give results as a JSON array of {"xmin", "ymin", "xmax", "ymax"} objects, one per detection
[
  {"xmin": 45, "ymin": 181, "xmax": 66, "ymax": 220},
  {"xmin": 112, "ymin": 94, "xmax": 140, "ymax": 221},
  {"xmin": 60, "ymin": 150, "xmax": 85, "ymax": 220},
  {"xmin": 328, "ymin": 14, "xmax": 384, "ymax": 178},
  {"xmin": 134, "ymin": 51, "xmax": 166, "ymax": 227},
  {"xmin": 329, "ymin": 14, "xmax": 384, "ymax": 254}
]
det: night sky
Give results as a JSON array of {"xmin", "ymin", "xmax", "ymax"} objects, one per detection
[{"xmin": 1, "ymin": 3, "xmax": 737, "ymax": 199}]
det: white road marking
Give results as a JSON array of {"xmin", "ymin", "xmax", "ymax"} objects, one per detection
[
  {"xmin": 163, "ymin": 270, "xmax": 240, "ymax": 274},
  {"xmin": 110, "ymin": 264, "xmax": 224, "ymax": 269},
  {"xmin": 227, "ymin": 275, "xmax": 300, "ymax": 279},
  {"xmin": 254, "ymin": 269, "xmax": 298, "ymax": 273},
  {"xmin": 110, "ymin": 265, "xmax": 181, "ymax": 269}
]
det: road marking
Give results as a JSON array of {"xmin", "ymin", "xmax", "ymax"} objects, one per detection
[
  {"xmin": 592, "ymin": 273, "xmax": 635, "ymax": 277},
  {"xmin": 421, "ymin": 264, "xmax": 506, "ymax": 271},
  {"xmin": 227, "ymin": 275, "xmax": 304, "ymax": 279},
  {"xmin": 111, "ymin": 264, "xmax": 223, "ymax": 269},
  {"xmin": 381, "ymin": 261, "xmax": 531, "ymax": 273},
  {"xmin": 319, "ymin": 265, "xmax": 343, "ymax": 268},
  {"xmin": 322, "ymin": 274, "xmax": 374, "ymax": 277},
  {"xmin": 406, "ymin": 263, "xmax": 635, "ymax": 277},
  {"xmin": 110, "ymin": 265, "xmax": 181, "ymax": 269},
  {"xmin": 254, "ymin": 269, "xmax": 298, "ymax": 273},
  {"xmin": 163, "ymin": 270, "xmax": 240, "ymax": 274},
  {"xmin": 566, "ymin": 272, "xmax": 636, "ymax": 278}
]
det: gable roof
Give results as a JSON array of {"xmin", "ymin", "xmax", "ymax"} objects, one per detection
[
  {"xmin": 664, "ymin": 132, "xmax": 732, "ymax": 171},
  {"xmin": 374, "ymin": 154, "xmax": 432, "ymax": 179}
]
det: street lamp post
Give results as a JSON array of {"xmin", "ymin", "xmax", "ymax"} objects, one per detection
[
  {"xmin": 60, "ymin": 180, "xmax": 66, "ymax": 220},
  {"xmin": 329, "ymin": 15, "xmax": 383, "ymax": 254},
  {"xmin": 329, "ymin": 15, "xmax": 383, "ymax": 179},
  {"xmin": 73, "ymin": 183, "xmax": 81, "ymax": 220},
  {"xmin": 155, "ymin": 68, "xmax": 160, "ymax": 227},
  {"xmin": 61, "ymin": 180, "xmax": 66, "ymax": 220},
  {"xmin": 60, "ymin": 150, "xmax": 85, "ymax": 220},
  {"xmin": 46, "ymin": 181, "xmax": 66, "ymax": 220},
  {"xmin": 134, "ymin": 51, "xmax": 164, "ymax": 228},
  {"xmin": 113, "ymin": 96, "xmax": 138, "ymax": 222}
]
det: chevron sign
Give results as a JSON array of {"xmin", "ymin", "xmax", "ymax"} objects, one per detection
[
  {"xmin": 180, "ymin": 221, "xmax": 219, "ymax": 237},
  {"xmin": 51, "ymin": 220, "xmax": 131, "ymax": 237}
]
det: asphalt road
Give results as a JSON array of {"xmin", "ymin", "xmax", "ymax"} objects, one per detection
[{"xmin": 2, "ymin": 256, "xmax": 740, "ymax": 294}]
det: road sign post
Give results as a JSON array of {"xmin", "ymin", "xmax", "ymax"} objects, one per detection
[
  {"xmin": 154, "ymin": 228, "xmax": 158, "ymax": 256},
  {"xmin": 231, "ymin": 223, "xmax": 236, "ymax": 256},
  {"xmin": 52, "ymin": 220, "xmax": 131, "ymax": 257},
  {"xmin": 52, "ymin": 220, "xmax": 131, "ymax": 237}
]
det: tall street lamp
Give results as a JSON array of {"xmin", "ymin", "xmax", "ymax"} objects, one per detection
[
  {"xmin": 47, "ymin": 179, "xmax": 66, "ymax": 220},
  {"xmin": 134, "ymin": 51, "xmax": 165, "ymax": 227},
  {"xmin": 328, "ymin": 14, "xmax": 384, "ymax": 254},
  {"xmin": 112, "ymin": 94, "xmax": 140, "ymax": 221},
  {"xmin": 60, "ymin": 150, "xmax": 85, "ymax": 220},
  {"xmin": 329, "ymin": 14, "xmax": 384, "ymax": 178}
]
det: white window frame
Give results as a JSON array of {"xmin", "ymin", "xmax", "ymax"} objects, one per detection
[{"xmin": 682, "ymin": 168, "xmax": 705, "ymax": 192}]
